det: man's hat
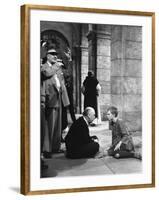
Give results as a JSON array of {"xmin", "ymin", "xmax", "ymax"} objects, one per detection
[{"xmin": 47, "ymin": 49, "xmax": 58, "ymax": 55}]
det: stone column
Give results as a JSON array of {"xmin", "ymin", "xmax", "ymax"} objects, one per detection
[
  {"xmin": 111, "ymin": 26, "xmax": 142, "ymax": 132},
  {"xmin": 96, "ymin": 25, "xmax": 111, "ymax": 120},
  {"xmin": 86, "ymin": 24, "xmax": 97, "ymax": 74},
  {"xmin": 72, "ymin": 46, "xmax": 81, "ymax": 113},
  {"xmin": 80, "ymin": 25, "xmax": 89, "ymax": 112}
]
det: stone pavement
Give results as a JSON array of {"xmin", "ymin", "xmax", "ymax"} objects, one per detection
[{"xmin": 41, "ymin": 121, "xmax": 142, "ymax": 178}]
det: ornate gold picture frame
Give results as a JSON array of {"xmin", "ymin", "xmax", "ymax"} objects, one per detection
[{"xmin": 21, "ymin": 4, "xmax": 155, "ymax": 195}]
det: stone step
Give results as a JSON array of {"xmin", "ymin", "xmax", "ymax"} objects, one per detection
[{"xmin": 89, "ymin": 121, "xmax": 110, "ymax": 134}]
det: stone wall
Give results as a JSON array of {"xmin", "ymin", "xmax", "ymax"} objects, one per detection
[
  {"xmin": 96, "ymin": 25, "xmax": 111, "ymax": 120},
  {"xmin": 111, "ymin": 26, "xmax": 142, "ymax": 132}
]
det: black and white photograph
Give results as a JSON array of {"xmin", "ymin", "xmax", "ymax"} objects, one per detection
[
  {"xmin": 20, "ymin": 5, "xmax": 155, "ymax": 195},
  {"xmin": 1, "ymin": 0, "xmax": 159, "ymax": 199},
  {"xmin": 40, "ymin": 21, "xmax": 143, "ymax": 178}
]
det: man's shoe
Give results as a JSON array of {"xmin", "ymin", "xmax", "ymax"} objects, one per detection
[
  {"xmin": 94, "ymin": 151, "xmax": 106, "ymax": 159},
  {"xmin": 134, "ymin": 152, "xmax": 142, "ymax": 160},
  {"xmin": 43, "ymin": 151, "xmax": 52, "ymax": 159},
  {"xmin": 41, "ymin": 163, "xmax": 48, "ymax": 170},
  {"xmin": 41, "ymin": 160, "xmax": 48, "ymax": 170}
]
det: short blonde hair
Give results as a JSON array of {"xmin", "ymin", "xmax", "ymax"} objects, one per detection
[{"xmin": 107, "ymin": 106, "xmax": 118, "ymax": 117}]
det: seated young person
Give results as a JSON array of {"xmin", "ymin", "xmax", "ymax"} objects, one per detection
[{"xmin": 101, "ymin": 106, "xmax": 142, "ymax": 160}]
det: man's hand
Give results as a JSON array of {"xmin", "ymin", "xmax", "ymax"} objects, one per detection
[
  {"xmin": 64, "ymin": 47, "xmax": 72, "ymax": 61},
  {"xmin": 91, "ymin": 135, "xmax": 98, "ymax": 140},
  {"xmin": 114, "ymin": 141, "xmax": 122, "ymax": 151}
]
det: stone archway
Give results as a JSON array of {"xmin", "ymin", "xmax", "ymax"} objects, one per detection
[{"xmin": 41, "ymin": 29, "xmax": 70, "ymax": 67}]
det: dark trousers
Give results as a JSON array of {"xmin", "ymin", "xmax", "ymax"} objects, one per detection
[
  {"xmin": 45, "ymin": 107, "xmax": 62, "ymax": 153},
  {"xmin": 67, "ymin": 88, "xmax": 76, "ymax": 123},
  {"xmin": 108, "ymin": 144, "xmax": 135, "ymax": 159},
  {"xmin": 41, "ymin": 107, "xmax": 46, "ymax": 153},
  {"xmin": 66, "ymin": 142, "xmax": 99, "ymax": 159}
]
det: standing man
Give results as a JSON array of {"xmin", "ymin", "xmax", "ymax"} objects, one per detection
[
  {"xmin": 41, "ymin": 49, "xmax": 70, "ymax": 157},
  {"xmin": 65, "ymin": 107, "xmax": 100, "ymax": 159}
]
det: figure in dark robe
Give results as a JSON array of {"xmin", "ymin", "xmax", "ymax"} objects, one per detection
[{"xmin": 82, "ymin": 71, "xmax": 101, "ymax": 118}]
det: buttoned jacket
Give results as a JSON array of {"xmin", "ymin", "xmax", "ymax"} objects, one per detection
[{"xmin": 109, "ymin": 119, "xmax": 135, "ymax": 151}]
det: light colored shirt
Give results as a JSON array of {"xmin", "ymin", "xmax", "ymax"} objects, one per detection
[
  {"xmin": 54, "ymin": 74, "xmax": 61, "ymax": 91},
  {"xmin": 47, "ymin": 61, "xmax": 61, "ymax": 91},
  {"xmin": 96, "ymin": 83, "xmax": 101, "ymax": 94},
  {"xmin": 83, "ymin": 116, "xmax": 89, "ymax": 126}
]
